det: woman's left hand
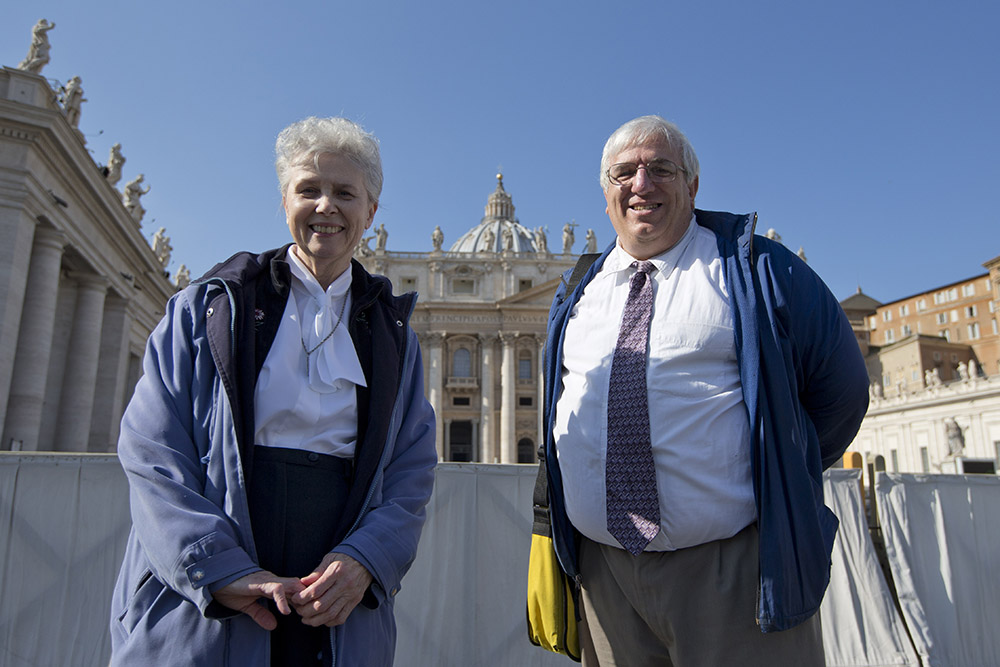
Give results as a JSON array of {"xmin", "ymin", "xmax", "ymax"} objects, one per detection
[{"xmin": 292, "ymin": 553, "xmax": 374, "ymax": 627}]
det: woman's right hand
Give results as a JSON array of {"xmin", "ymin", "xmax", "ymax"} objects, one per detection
[{"xmin": 212, "ymin": 571, "xmax": 306, "ymax": 630}]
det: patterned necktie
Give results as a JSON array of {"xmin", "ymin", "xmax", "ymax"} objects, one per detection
[{"xmin": 606, "ymin": 260, "xmax": 660, "ymax": 555}]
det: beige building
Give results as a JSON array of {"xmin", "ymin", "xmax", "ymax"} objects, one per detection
[
  {"xmin": 1, "ymin": 64, "xmax": 175, "ymax": 452},
  {"xmin": 354, "ymin": 175, "xmax": 584, "ymax": 463}
]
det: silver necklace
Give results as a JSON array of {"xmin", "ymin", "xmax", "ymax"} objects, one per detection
[{"xmin": 301, "ymin": 294, "xmax": 349, "ymax": 357}]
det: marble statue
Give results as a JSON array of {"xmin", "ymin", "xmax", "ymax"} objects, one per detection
[
  {"xmin": 585, "ymin": 228, "xmax": 598, "ymax": 253},
  {"xmin": 17, "ymin": 19, "xmax": 55, "ymax": 74},
  {"xmin": 945, "ymin": 418, "xmax": 965, "ymax": 456},
  {"xmin": 534, "ymin": 226, "xmax": 548, "ymax": 254},
  {"xmin": 957, "ymin": 361, "xmax": 969, "ymax": 381},
  {"xmin": 765, "ymin": 228, "xmax": 782, "ymax": 243},
  {"xmin": 482, "ymin": 226, "xmax": 495, "ymax": 252},
  {"xmin": 502, "ymin": 226, "xmax": 514, "ymax": 252},
  {"xmin": 968, "ymin": 358, "xmax": 979, "ymax": 379},
  {"xmin": 797, "ymin": 247, "xmax": 808, "ymax": 262},
  {"xmin": 431, "ymin": 225, "xmax": 444, "ymax": 252},
  {"xmin": 61, "ymin": 76, "xmax": 86, "ymax": 128},
  {"xmin": 106, "ymin": 143, "xmax": 125, "ymax": 186},
  {"xmin": 123, "ymin": 174, "xmax": 150, "ymax": 223},
  {"xmin": 930, "ymin": 368, "xmax": 941, "ymax": 386},
  {"xmin": 562, "ymin": 222, "xmax": 577, "ymax": 254},
  {"xmin": 173, "ymin": 264, "xmax": 191, "ymax": 290},
  {"xmin": 356, "ymin": 235, "xmax": 374, "ymax": 257},
  {"xmin": 872, "ymin": 382, "xmax": 883, "ymax": 399},
  {"xmin": 152, "ymin": 227, "xmax": 172, "ymax": 268},
  {"xmin": 375, "ymin": 223, "xmax": 388, "ymax": 252}
]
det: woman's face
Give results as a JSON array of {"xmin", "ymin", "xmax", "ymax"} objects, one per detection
[{"xmin": 283, "ymin": 152, "xmax": 377, "ymax": 285}]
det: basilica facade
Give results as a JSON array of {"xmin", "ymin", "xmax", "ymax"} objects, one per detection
[{"xmin": 354, "ymin": 175, "xmax": 586, "ymax": 463}]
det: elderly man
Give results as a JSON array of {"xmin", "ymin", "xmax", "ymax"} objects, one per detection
[{"xmin": 541, "ymin": 115, "xmax": 869, "ymax": 665}]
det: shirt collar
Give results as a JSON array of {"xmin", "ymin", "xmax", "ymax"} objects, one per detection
[
  {"xmin": 609, "ymin": 213, "xmax": 697, "ymax": 279},
  {"xmin": 286, "ymin": 247, "xmax": 352, "ymax": 304}
]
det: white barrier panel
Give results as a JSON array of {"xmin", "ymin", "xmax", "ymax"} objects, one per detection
[
  {"xmin": 822, "ymin": 469, "xmax": 919, "ymax": 666},
  {"xmin": 876, "ymin": 473, "xmax": 1000, "ymax": 667},
  {"xmin": 0, "ymin": 454, "xmax": 131, "ymax": 667}
]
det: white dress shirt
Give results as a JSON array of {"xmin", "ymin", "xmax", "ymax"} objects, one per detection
[
  {"xmin": 554, "ymin": 216, "xmax": 756, "ymax": 551},
  {"xmin": 253, "ymin": 249, "xmax": 368, "ymax": 457}
]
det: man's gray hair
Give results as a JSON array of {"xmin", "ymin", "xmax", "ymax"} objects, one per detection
[
  {"xmin": 275, "ymin": 116, "xmax": 383, "ymax": 204},
  {"xmin": 600, "ymin": 115, "xmax": 700, "ymax": 190}
]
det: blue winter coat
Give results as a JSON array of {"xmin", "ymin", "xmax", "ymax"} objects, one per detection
[
  {"xmin": 110, "ymin": 247, "xmax": 436, "ymax": 665},
  {"xmin": 542, "ymin": 210, "xmax": 869, "ymax": 632}
]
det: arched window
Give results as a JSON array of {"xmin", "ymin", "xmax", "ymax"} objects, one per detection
[
  {"xmin": 453, "ymin": 348, "xmax": 471, "ymax": 377},
  {"xmin": 518, "ymin": 438, "xmax": 536, "ymax": 463},
  {"xmin": 518, "ymin": 349, "xmax": 532, "ymax": 380}
]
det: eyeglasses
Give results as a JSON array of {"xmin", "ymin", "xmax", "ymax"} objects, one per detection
[{"xmin": 607, "ymin": 159, "xmax": 686, "ymax": 186}]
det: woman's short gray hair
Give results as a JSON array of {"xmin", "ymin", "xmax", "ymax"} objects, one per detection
[
  {"xmin": 599, "ymin": 115, "xmax": 699, "ymax": 190},
  {"xmin": 275, "ymin": 116, "xmax": 383, "ymax": 204}
]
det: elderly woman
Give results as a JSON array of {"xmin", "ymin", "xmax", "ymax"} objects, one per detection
[{"xmin": 110, "ymin": 117, "xmax": 436, "ymax": 666}]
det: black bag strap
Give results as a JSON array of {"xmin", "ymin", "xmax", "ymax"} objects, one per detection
[{"xmin": 561, "ymin": 253, "xmax": 601, "ymax": 296}]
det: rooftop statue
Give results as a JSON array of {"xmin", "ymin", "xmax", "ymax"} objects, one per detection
[
  {"xmin": 431, "ymin": 225, "xmax": 444, "ymax": 252},
  {"xmin": 562, "ymin": 221, "xmax": 577, "ymax": 254},
  {"xmin": 123, "ymin": 174, "xmax": 151, "ymax": 223},
  {"xmin": 585, "ymin": 228, "xmax": 598, "ymax": 253},
  {"xmin": 173, "ymin": 264, "xmax": 191, "ymax": 290},
  {"xmin": 375, "ymin": 223, "xmax": 388, "ymax": 252},
  {"xmin": 61, "ymin": 76, "xmax": 86, "ymax": 128},
  {"xmin": 534, "ymin": 226, "xmax": 548, "ymax": 254},
  {"xmin": 106, "ymin": 143, "xmax": 126, "ymax": 186},
  {"xmin": 17, "ymin": 19, "xmax": 55, "ymax": 75},
  {"xmin": 152, "ymin": 227, "xmax": 172, "ymax": 268}
]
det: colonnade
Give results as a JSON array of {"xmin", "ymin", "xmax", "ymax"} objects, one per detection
[
  {"xmin": 1, "ymin": 225, "xmax": 132, "ymax": 452},
  {"xmin": 422, "ymin": 331, "xmax": 545, "ymax": 463}
]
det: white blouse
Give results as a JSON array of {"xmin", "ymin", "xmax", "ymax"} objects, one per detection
[{"xmin": 253, "ymin": 249, "xmax": 368, "ymax": 457}]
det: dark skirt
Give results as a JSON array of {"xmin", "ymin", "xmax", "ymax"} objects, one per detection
[{"xmin": 247, "ymin": 446, "xmax": 353, "ymax": 667}]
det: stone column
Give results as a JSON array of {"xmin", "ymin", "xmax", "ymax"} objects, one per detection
[
  {"xmin": 443, "ymin": 418, "xmax": 452, "ymax": 461},
  {"xmin": 536, "ymin": 334, "xmax": 546, "ymax": 457},
  {"xmin": 2, "ymin": 228, "xmax": 66, "ymax": 451},
  {"xmin": 54, "ymin": 272, "xmax": 108, "ymax": 452},
  {"xmin": 423, "ymin": 332, "xmax": 445, "ymax": 460},
  {"xmin": 478, "ymin": 333, "xmax": 497, "ymax": 463},
  {"xmin": 471, "ymin": 418, "xmax": 480, "ymax": 463},
  {"xmin": 89, "ymin": 295, "xmax": 132, "ymax": 451},
  {"xmin": 499, "ymin": 331, "xmax": 518, "ymax": 463},
  {"xmin": 0, "ymin": 208, "xmax": 42, "ymax": 441}
]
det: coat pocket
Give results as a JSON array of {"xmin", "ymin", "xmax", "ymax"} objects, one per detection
[{"xmin": 116, "ymin": 569, "xmax": 164, "ymax": 636}]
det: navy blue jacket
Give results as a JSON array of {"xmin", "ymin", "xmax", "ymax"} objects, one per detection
[{"xmin": 542, "ymin": 210, "xmax": 869, "ymax": 631}]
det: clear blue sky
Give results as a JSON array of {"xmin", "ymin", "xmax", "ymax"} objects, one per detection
[{"xmin": 4, "ymin": 1, "xmax": 997, "ymax": 303}]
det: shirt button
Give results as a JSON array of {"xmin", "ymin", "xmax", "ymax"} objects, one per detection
[
  {"xmin": 307, "ymin": 452, "xmax": 320, "ymax": 463},
  {"xmin": 192, "ymin": 569, "xmax": 205, "ymax": 582}
]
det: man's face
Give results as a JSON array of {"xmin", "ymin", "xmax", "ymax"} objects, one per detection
[{"xmin": 603, "ymin": 137, "xmax": 699, "ymax": 260}]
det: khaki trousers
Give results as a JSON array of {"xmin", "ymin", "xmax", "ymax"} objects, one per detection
[{"xmin": 578, "ymin": 525, "xmax": 825, "ymax": 667}]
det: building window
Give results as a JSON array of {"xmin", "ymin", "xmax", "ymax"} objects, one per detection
[
  {"xmin": 920, "ymin": 447, "xmax": 929, "ymax": 473},
  {"xmin": 518, "ymin": 350, "xmax": 532, "ymax": 379},
  {"xmin": 519, "ymin": 279, "xmax": 533, "ymax": 292},
  {"xmin": 936, "ymin": 313, "xmax": 948, "ymax": 324},
  {"xmin": 965, "ymin": 305, "xmax": 977, "ymax": 317},
  {"xmin": 891, "ymin": 449, "xmax": 899, "ymax": 472},
  {"xmin": 449, "ymin": 421, "xmax": 474, "ymax": 462},
  {"xmin": 884, "ymin": 329, "xmax": 895, "ymax": 343},
  {"xmin": 901, "ymin": 324, "xmax": 912, "ymax": 336},
  {"xmin": 882, "ymin": 311, "xmax": 892, "ymax": 322},
  {"xmin": 916, "ymin": 298, "xmax": 927, "ymax": 311},
  {"xmin": 882, "ymin": 373, "xmax": 891, "ymax": 387},
  {"xmin": 968, "ymin": 322, "xmax": 981, "ymax": 340},
  {"xmin": 453, "ymin": 348, "xmax": 472, "ymax": 377},
  {"xmin": 899, "ymin": 304, "xmax": 909, "ymax": 316},
  {"xmin": 950, "ymin": 310, "xmax": 959, "ymax": 322},
  {"xmin": 951, "ymin": 353, "xmax": 959, "ymax": 362},
  {"xmin": 518, "ymin": 396, "xmax": 533, "ymax": 407},
  {"xmin": 400, "ymin": 276, "xmax": 417, "ymax": 292},
  {"xmin": 933, "ymin": 351, "xmax": 941, "ymax": 361},
  {"xmin": 963, "ymin": 284, "xmax": 975, "ymax": 297},
  {"xmin": 869, "ymin": 316, "xmax": 878, "ymax": 329},
  {"xmin": 940, "ymin": 329, "xmax": 950, "ymax": 341},
  {"xmin": 517, "ymin": 438, "xmax": 536, "ymax": 463},
  {"xmin": 948, "ymin": 288, "xmax": 958, "ymax": 301},
  {"xmin": 452, "ymin": 396, "xmax": 471, "ymax": 406},
  {"xmin": 452, "ymin": 278, "xmax": 475, "ymax": 294},
  {"xmin": 993, "ymin": 318, "xmax": 998, "ymax": 335}
]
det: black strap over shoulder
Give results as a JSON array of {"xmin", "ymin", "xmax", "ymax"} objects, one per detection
[{"xmin": 562, "ymin": 253, "xmax": 601, "ymax": 296}]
